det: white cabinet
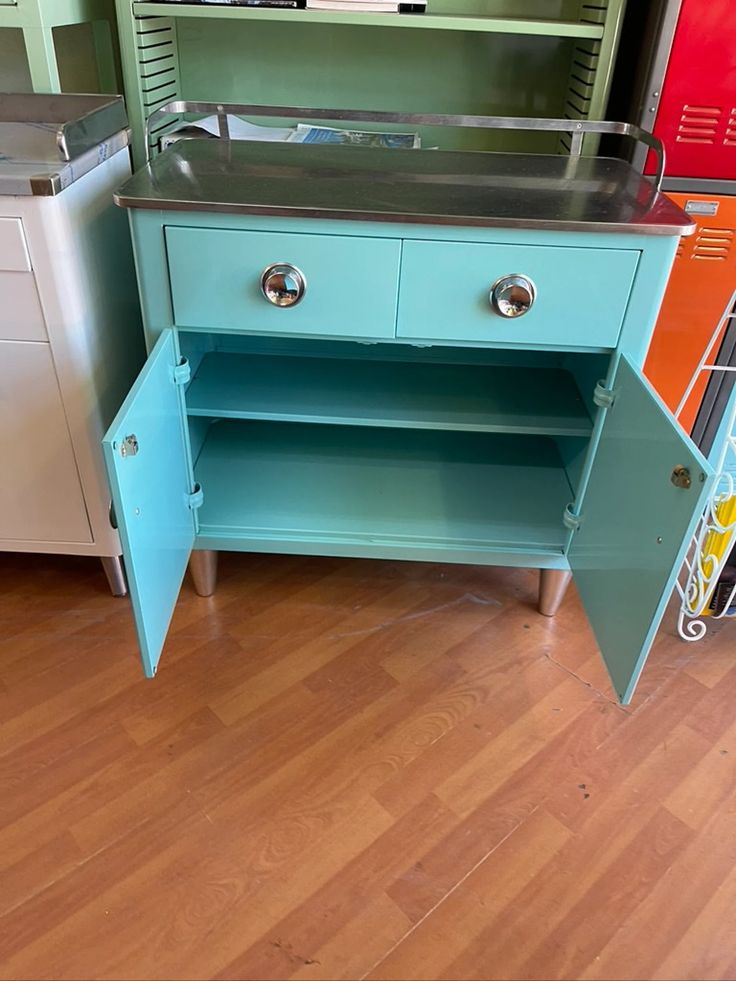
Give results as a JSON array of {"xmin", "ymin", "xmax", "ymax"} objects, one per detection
[
  {"xmin": 0, "ymin": 95, "xmax": 144, "ymax": 593},
  {"xmin": 0, "ymin": 340, "xmax": 91, "ymax": 543},
  {"xmin": 0, "ymin": 271, "xmax": 47, "ymax": 341}
]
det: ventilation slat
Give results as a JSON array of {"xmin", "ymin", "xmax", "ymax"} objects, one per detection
[
  {"xmin": 681, "ymin": 106, "xmax": 721, "ymax": 116},
  {"xmin": 725, "ymin": 113, "xmax": 736, "ymax": 146},
  {"xmin": 680, "ymin": 118, "xmax": 718, "ymax": 128},
  {"xmin": 580, "ymin": 3, "xmax": 607, "ymax": 25},
  {"xmin": 139, "ymin": 56, "xmax": 176, "ymax": 77},
  {"xmin": 678, "ymin": 103, "xmax": 722, "ymax": 146},
  {"xmin": 689, "ymin": 226, "xmax": 735, "ymax": 262},
  {"xmin": 143, "ymin": 86, "xmax": 179, "ymax": 111},
  {"xmin": 132, "ymin": 13, "xmax": 182, "ymax": 156},
  {"xmin": 140, "ymin": 75, "xmax": 176, "ymax": 95},
  {"xmin": 679, "ymin": 125, "xmax": 717, "ymax": 135}
]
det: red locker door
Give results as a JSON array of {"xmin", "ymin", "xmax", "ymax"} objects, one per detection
[{"xmin": 647, "ymin": 0, "xmax": 736, "ymax": 181}]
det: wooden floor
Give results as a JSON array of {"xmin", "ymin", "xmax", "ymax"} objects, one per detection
[{"xmin": 1, "ymin": 551, "xmax": 735, "ymax": 981}]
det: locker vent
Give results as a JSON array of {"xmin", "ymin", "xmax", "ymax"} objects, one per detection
[
  {"xmin": 726, "ymin": 110, "xmax": 736, "ymax": 147},
  {"xmin": 135, "ymin": 16, "xmax": 181, "ymax": 153},
  {"xmin": 691, "ymin": 227, "xmax": 734, "ymax": 261},
  {"xmin": 677, "ymin": 105, "xmax": 722, "ymax": 144}
]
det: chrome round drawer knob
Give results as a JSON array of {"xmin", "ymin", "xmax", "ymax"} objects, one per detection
[
  {"xmin": 490, "ymin": 274, "xmax": 537, "ymax": 318},
  {"xmin": 260, "ymin": 262, "xmax": 306, "ymax": 307}
]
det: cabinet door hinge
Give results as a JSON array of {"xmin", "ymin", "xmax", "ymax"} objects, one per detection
[
  {"xmin": 593, "ymin": 380, "xmax": 616, "ymax": 409},
  {"xmin": 173, "ymin": 359, "xmax": 191, "ymax": 386},
  {"xmin": 563, "ymin": 503, "xmax": 582, "ymax": 532},
  {"xmin": 187, "ymin": 483, "xmax": 204, "ymax": 511}
]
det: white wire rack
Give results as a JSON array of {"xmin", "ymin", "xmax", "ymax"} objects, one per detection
[{"xmin": 675, "ymin": 290, "xmax": 736, "ymax": 641}]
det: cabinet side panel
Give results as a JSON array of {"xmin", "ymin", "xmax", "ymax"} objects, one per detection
[{"xmin": 12, "ymin": 152, "xmax": 145, "ymax": 556}]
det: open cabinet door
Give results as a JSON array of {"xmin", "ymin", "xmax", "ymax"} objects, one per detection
[
  {"xmin": 103, "ymin": 330, "xmax": 196, "ymax": 677},
  {"xmin": 570, "ymin": 356, "xmax": 715, "ymax": 704}
]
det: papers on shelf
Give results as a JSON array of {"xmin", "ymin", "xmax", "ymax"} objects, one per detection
[
  {"xmin": 165, "ymin": 115, "xmax": 421, "ymax": 148},
  {"xmin": 292, "ymin": 123, "xmax": 420, "ymax": 148},
  {"xmin": 185, "ymin": 116, "xmax": 295, "ymax": 141}
]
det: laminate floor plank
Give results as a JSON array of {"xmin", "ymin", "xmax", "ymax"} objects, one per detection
[
  {"xmin": 1, "ymin": 551, "xmax": 734, "ymax": 980},
  {"xmin": 579, "ymin": 801, "xmax": 736, "ymax": 980}
]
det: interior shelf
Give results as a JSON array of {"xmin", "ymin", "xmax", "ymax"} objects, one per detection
[
  {"xmin": 185, "ymin": 352, "xmax": 593, "ymax": 437},
  {"xmin": 194, "ymin": 420, "xmax": 572, "ymax": 553},
  {"xmin": 131, "ymin": 4, "xmax": 604, "ymax": 38}
]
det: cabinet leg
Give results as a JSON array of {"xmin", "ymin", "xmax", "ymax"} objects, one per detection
[
  {"xmin": 189, "ymin": 550, "xmax": 218, "ymax": 597},
  {"xmin": 101, "ymin": 555, "xmax": 127, "ymax": 597},
  {"xmin": 538, "ymin": 569, "xmax": 573, "ymax": 617}
]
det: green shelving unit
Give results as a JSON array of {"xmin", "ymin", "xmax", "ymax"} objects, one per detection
[
  {"xmin": 116, "ymin": 0, "xmax": 627, "ymax": 165},
  {"xmin": 0, "ymin": 0, "xmax": 120, "ymax": 93}
]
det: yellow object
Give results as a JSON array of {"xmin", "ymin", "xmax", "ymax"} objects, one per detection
[{"xmin": 700, "ymin": 495, "xmax": 736, "ymax": 616}]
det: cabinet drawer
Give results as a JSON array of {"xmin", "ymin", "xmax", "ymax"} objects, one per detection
[
  {"xmin": 0, "ymin": 218, "xmax": 31, "ymax": 272},
  {"xmin": 0, "ymin": 272, "xmax": 47, "ymax": 341},
  {"xmin": 397, "ymin": 240, "xmax": 639, "ymax": 348},
  {"xmin": 166, "ymin": 227, "xmax": 401, "ymax": 338}
]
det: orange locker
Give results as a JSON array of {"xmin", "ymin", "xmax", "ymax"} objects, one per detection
[{"xmin": 644, "ymin": 192, "xmax": 736, "ymax": 432}]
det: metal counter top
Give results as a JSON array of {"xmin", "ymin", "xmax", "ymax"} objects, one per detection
[
  {"xmin": 115, "ymin": 138, "xmax": 695, "ymax": 236},
  {"xmin": 0, "ymin": 94, "xmax": 130, "ymax": 196}
]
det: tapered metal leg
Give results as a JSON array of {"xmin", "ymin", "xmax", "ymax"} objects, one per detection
[
  {"xmin": 189, "ymin": 549, "xmax": 219, "ymax": 597},
  {"xmin": 101, "ymin": 555, "xmax": 127, "ymax": 597},
  {"xmin": 538, "ymin": 569, "xmax": 573, "ymax": 617}
]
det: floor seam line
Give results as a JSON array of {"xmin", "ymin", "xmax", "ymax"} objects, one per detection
[{"xmin": 357, "ymin": 804, "xmax": 541, "ymax": 980}]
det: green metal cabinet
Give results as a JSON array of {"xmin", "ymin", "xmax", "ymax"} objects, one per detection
[
  {"xmin": 0, "ymin": 0, "xmax": 120, "ymax": 93},
  {"xmin": 113, "ymin": 0, "xmax": 627, "ymax": 165}
]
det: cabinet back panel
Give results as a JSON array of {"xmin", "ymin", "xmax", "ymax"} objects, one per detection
[
  {"xmin": 177, "ymin": 21, "xmax": 571, "ymax": 153},
  {"xmin": 194, "ymin": 420, "xmax": 572, "ymax": 553},
  {"xmin": 205, "ymin": 333, "xmax": 572, "ymax": 368},
  {"xmin": 425, "ymin": 0, "xmax": 580, "ymax": 14}
]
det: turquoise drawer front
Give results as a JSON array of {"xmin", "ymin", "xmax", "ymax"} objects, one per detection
[
  {"xmin": 397, "ymin": 240, "xmax": 640, "ymax": 348},
  {"xmin": 166, "ymin": 226, "xmax": 401, "ymax": 338}
]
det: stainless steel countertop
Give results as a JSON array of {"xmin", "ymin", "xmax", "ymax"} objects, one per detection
[
  {"xmin": 114, "ymin": 139, "xmax": 696, "ymax": 236},
  {"xmin": 0, "ymin": 94, "xmax": 130, "ymax": 196}
]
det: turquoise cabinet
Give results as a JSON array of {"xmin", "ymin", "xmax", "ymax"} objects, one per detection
[{"xmin": 105, "ymin": 136, "xmax": 713, "ymax": 703}]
